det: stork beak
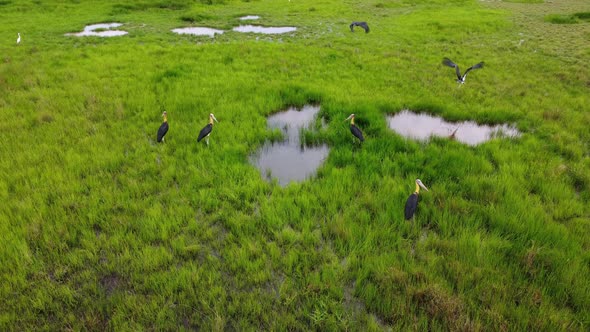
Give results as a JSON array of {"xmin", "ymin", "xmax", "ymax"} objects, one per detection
[
  {"xmin": 344, "ymin": 114, "xmax": 354, "ymax": 121},
  {"xmin": 211, "ymin": 113, "xmax": 218, "ymax": 122},
  {"xmin": 417, "ymin": 180, "xmax": 429, "ymax": 191}
]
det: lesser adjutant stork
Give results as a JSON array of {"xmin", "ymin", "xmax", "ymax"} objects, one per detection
[
  {"xmin": 442, "ymin": 58, "xmax": 484, "ymax": 84},
  {"xmin": 197, "ymin": 113, "xmax": 218, "ymax": 146},
  {"xmin": 157, "ymin": 111, "xmax": 168, "ymax": 143},
  {"xmin": 345, "ymin": 114, "xmax": 364, "ymax": 143},
  {"xmin": 350, "ymin": 21, "xmax": 370, "ymax": 33},
  {"xmin": 404, "ymin": 179, "xmax": 429, "ymax": 220}
]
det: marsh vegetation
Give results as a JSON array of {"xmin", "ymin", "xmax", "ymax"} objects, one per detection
[{"xmin": 1, "ymin": 0, "xmax": 589, "ymax": 330}]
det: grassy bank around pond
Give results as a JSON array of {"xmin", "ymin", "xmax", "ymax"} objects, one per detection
[{"xmin": 1, "ymin": 0, "xmax": 589, "ymax": 330}]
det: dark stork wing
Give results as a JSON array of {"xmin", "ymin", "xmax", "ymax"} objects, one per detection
[
  {"xmin": 360, "ymin": 22, "xmax": 370, "ymax": 33},
  {"xmin": 404, "ymin": 193, "xmax": 418, "ymax": 220},
  {"xmin": 462, "ymin": 61, "xmax": 484, "ymax": 79},
  {"xmin": 350, "ymin": 124, "xmax": 364, "ymax": 142},
  {"xmin": 157, "ymin": 122, "xmax": 169, "ymax": 142},
  {"xmin": 442, "ymin": 57, "xmax": 462, "ymax": 80},
  {"xmin": 197, "ymin": 123, "xmax": 212, "ymax": 142},
  {"xmin": 349, "ymin": 22, "xmax": 355, "ymax": 32}
]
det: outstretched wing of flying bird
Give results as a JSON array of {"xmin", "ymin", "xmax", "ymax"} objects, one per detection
[
  {"xmin": 442, "ymin": 58, "xmax": 462, "ymax": 80},
  {"xmin": 462, "ymin": 62, "xmax": 484, "ymax": 79},
  {"xmin": 359, "ymin": 22, "xmax": 370, "ymax": 33}
]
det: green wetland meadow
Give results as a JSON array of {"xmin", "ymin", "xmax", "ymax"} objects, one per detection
[{"xmin": 1, "ymin": 0, "xmax": 589, "ymax": 330}]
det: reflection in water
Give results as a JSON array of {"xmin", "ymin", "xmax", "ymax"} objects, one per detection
[
  {"xmin": 66, "ymin": 23, "xmax": 128, "ymax": 37},
  {"xmin": 233, "ymin": 25, "xmax": 297, "ymax": 34},
  {"xmin": 171, "ymin": 27, "xmax": 224, "ymax": 37},
  {"xmin": 387, "ymin": 110, "xmax": 520, "ymax": 146},
  {"xmin": 240, "ymin": 15, "xmax": 260, "ymax": 20},
  {"xmin": 250, "ymin": 105, "xmax": 329, "ymax": 187}
]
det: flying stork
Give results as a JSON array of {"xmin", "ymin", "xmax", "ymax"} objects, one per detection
[
  {"xmin": 350, "ymin": 22, "xmax": 370, "ymax": 33},
  {"xmin": 442, "ymin": 58, "xmax": 484, "ymax": 84}
]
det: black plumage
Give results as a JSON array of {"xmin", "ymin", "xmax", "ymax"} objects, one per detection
[
  {"xmin": 197, "ymin": 113, "xmax": 218, "ymax": 145},
  {"xmin": 345, "ymin": 114, "xmax": 364, "ymax": 143},
  {"xmin": 350, "ymin": 21, "xmax": 370, "ymax": 33},
  {"xmin": 157, "ymin": 112, "xmax": 168, "ymax": 143},
  {"xmin": 404, "ymin": 179, "xmax": 429, "ymax": 220},
  {"xmin": 350, "ymin": 124, "xmax": 364, "ymax": 142},
  {"xmin": 197, "ymin": 123, "xmax": 212, "ymax": 142},
  {"xmin": 404, "ymin": 193, "xmax": 419, "ymax": 220},
  {"xmin": 442, "ymin": 58, "xmax": 484, "ymax": 84}
]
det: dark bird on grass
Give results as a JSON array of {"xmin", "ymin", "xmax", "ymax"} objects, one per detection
[
  {"xmin": 404, "ymin": 179, "xmax": 429, "ymax": 220},
  {"xmin": 350, "ymin": 21, "xmax": 370, "ymax": 33},
  {"xmin": 345, "ymin": 114, "xmax": 364, "ymax": 143},
  {"xmin": 442, "ymin": 58, "xmax": 484, "ymax": 84},
  {"xmin": 197, "ymin": 113, "xmax": 218, "ymax": 146},
  {"xmin": 157, "ymin": 111, "xmax": 168, "ymax": 143}
]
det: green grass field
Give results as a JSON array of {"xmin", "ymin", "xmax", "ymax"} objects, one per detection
[{"xmin": 1, "ymin": 0, "xmax": 589, "ymax": 330}]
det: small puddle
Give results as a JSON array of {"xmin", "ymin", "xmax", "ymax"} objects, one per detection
[
  {"xmin": 172, "ymin": 27, "xmax": 224, "ymax": 37},
  {"xmin": 250, "ymin": 105, "xmax": 329, "ymax": 187},
  {"xmin": 240, "ymin": 15, "xmax": 260, "ymax": 20},
  {"xmin": 387, "ymin": 110, "xmax": 520, "ymax": 146},
  {"xmin": 233, "ymin": 25, "xmax": 297, "ymax": 34},
  {"xmin": 66, "ymin": 23, "xmax": 128, "ymax": 37}
]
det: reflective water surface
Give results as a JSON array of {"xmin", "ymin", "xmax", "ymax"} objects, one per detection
[
  {"xmin": 250, "ymin": 105, "xmax": 329, "ymax": 187},
  {"xmin": 66, "ymin": 23, "xmax": 128, "ymax": 37},
  {"xmin": 171, "ymin": 27, "xmax": 224, "ymax": 37},
  {"xmin": 240, "ymin": 15, "xmax": 260, "ymax": 20},
  {"xmin": 387, "ymin": 110, "xmax": 521, "ymax": 146},
  {"xmin": 233, "ymin": 25, "xmax": 297, "ymax": 34}
]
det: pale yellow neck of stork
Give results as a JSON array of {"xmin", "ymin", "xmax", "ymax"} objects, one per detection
[
  {"xmin": 350, "ymin": 117, "xmax": 355, "ymax": 125},
  {"xmin": 415, "ymin": 182, "xmax": 421, "ymax": 194},
  {"xmin": 209, "ymin": 116, "xmax": 214, "ymax": 125},
  {"xmin": 163, "ymin": 115, "xmax": 168, "ymax": 122}
]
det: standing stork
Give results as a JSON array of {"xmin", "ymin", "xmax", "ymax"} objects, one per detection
[
  {"xmin": 442, "ymin": 58, "xmax": 484, "ymax": 85},
  {"xmin": 350, "ymin": 21, "xmax": 370, "ymax": 33},
  {"xmin": 197, "ymin": 113, "xmax": 218, "ymax": 146},
  {"xmin": 345, "ymin": 114, "xmax": 364, "ymax": 143},
  {"xmin": 17, "ymin": 33, "xmax": 21, "ymax": 45},
  {"xmin": 404, "ymin": 179, "xmax": 429, "ymax": 220},
  {"xmin": 157, "ymin": 111, "xmax": 168, "ymax": 143}
]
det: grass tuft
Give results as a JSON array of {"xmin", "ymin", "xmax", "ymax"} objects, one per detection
[{"xmin": 545, "ymin": 14, "xmax": 579, "ymax": 24}]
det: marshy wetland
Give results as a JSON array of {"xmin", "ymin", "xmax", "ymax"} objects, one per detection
[
  {"xmin": 249, "ymin": 105, "xmax": 329, "ymax": 186},
  {"xmin": 1, "ymin": 0, "xmax": 589, "ymax": 330},
  {"xmin": 387, "ymin": 110, "xmax": 521, "ymax": 145}
]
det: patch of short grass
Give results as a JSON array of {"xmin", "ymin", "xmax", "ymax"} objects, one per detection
[{"xmin": 545, "ymin": 14, "xmax": 579, "ymax": 24}]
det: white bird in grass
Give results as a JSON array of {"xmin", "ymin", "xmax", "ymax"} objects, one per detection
[
  {"xmin": 442, "ymin": 57, "xmax": 484, "ymax": 85},
  {"xmin": 17, "ymin": 33, "xmax": 21, "ymax": 45}
]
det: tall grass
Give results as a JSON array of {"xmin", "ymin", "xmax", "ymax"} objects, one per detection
[{"xmin": 1, "ymin": 0, "xmax": 589, "ymax": 330}]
